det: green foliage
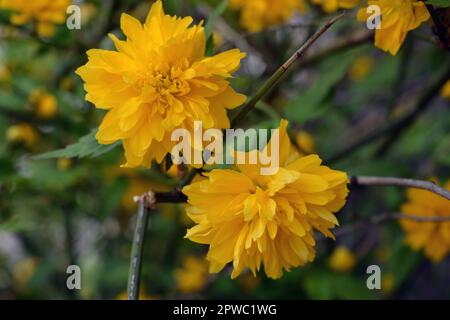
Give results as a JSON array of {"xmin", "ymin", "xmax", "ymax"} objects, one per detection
[
  {"xmin": 427, "ymin": 0, "xmax": 450, "ymax": 7},
  {"xmin": 283, "ymin": 49, "xmax": 358, "ymax": 123},
  {"xmin": 0, "ymin": 0, "xmax": 448, "ymax": 301},
  {"xmin": 33, "ymin": 130, "xmax": 120, "ymax": 160}
]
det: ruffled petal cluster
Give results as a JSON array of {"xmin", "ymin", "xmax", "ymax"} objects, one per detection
[
  {"xmin": 400, "ymin": 181, "xmax": 450, "ymax": 262},
  {"xmin": 183, "ymin": 119, "xmax": 349, "ymax": 279},
  {"xmin": 0, "ymin": 0, "xmax": 70, "ymax": 37},
  {"xmin": 357, "ymin": 0, "xmax": 429, "ymax": 55},
  {"xmin": 230, "ymin": 0, "xmax": 307, "ymax": 32},
  {"xmin": 76, "ymin": 1, "xmax": 246, "ymax": 168}
]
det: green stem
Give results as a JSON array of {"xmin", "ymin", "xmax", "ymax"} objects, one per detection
[
  {"xmin": 127, "ymin": 199, "xmax": 151, "ymax": 300},
  {"xmin": 231, "ymin": 12, "xmax": 345, "ymax": 127}
]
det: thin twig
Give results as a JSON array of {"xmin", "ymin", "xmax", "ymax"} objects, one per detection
[
  {"xmin": 127, "ymin": 193, "xmax": 155, "ymax": 300},
  {"xmin": 155, "ymin": 191, "xmax": 188, "ymax": 203},
  {"xmin": 326, "ymin": 65, "xmax": 450, "ymax": 164},
  {"xmin": 351, "ymin": 176, "xmax": 450, "ymax": 201},
  {"xmin": 231, "ymin": 12, "xmax": 345, "ymax": 127},
  {"xmin": 142, "ymin": 175, "xmax": 450, "ymax": 210},
  {"xmin": 322, "ymin": 211, "xmax": 450, "ymax": 240},
  {"xmin": 295, "ymin": 29, "xmax": 372, "ymax": 68}
]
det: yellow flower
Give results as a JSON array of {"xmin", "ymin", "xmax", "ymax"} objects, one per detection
[
  {"xmin": 348, "ymin": 56, "xmax": 374, "ymax": 82},
  {"xmin": 441, "ymin": 80, "xmax": 450, "ymax": 99},
  {"xmin": 76, "ymin": 1, "xmax": 246, "ymax": 168},
  {"xmin": 400, "ymin": 180, "xmax": 450, "ymax": 263},
  {"xmin": 29, "ymin": 89, "xmax": 58, "ymax": 119},
  {"xmin": 60, "ymin": 76, "xmax": 75, "ymax": 91},
  {"xmin": 13, "ymin": 257, "xmax": 39, "ymax": 287},
  {"xmin": 0, "ymin": 64, "xmax": 11, "ymax": 81},
  {"xmin": 174, "ymin": 256, "xmax": 208, "ymax": 293},
  {"xmin": 79, "ymin": 3, "xmax": 97, "ymax": 26},
  {"xmin": 213, "ymin": 31, "xmax": 224, "ymax": 49},
  {"xmin": 328, "ymin": 246, "xmax": 357, "ymax": 272},
  {"xmin": 0, "ymin": 0, "xmax": 70, "ymax": 37},
  {"xmin": 295, "ymin": 131, "xmax": 316, "ymax": 155},
  {"xmin": 230, "ymin": 0, "xmax": 307, "ymax": 32},
  {"xmin": 381, "ymin": 273, "xmax": 394, "ymax": 294},
  {"xmin": 357, "ymin": 0, "xmax": 429, "ymax": 55},
  {"xmin": 6, "ymin": 123, "xmax": 39, "ymax": 147},
  {"xmin": 183, "ymin": 119, "xmax": 349, "ymax": 279},
  {"xmin": 312, "ymin": 0, "xmax": 359, "ymax": 13},
  {"xmin": 57, "ymin": 158, "xmax": 72, "ymax": 171}
]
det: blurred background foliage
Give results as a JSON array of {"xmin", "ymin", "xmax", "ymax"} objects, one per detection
[{"xmin": 0, "ymin": 0, "xmax": 449, "ymax": 299}]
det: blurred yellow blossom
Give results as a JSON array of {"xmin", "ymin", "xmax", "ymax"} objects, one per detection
[
  {"xmin": 79, "ymin": 3, "xmax": 97, "ymax": 26},
  {"xmin": 213, "ymin": 31, "xmax": 224, "ymax": 49},
  {"xmin": 76, "ymin": 0, "xmax": 246, "ymax": 168},
  {"xmin": 357, "ymin": 0, "xmax": 429, "ymax": 55},
  {"xmin": 183, "ymin": 119, "xmax": 349, "ymax": 279},
  {"xmin": 230, "ymin": 0, "xmax": 307, "ymax": 32},
  {"xmin": 400, "ymin": 180, "xmax": 450, "ymax": 263},
  {"xmin": 381, "ymin": 273, "xmax": 394, "ymax": 294},
  {"xmin": 174, "ymin": 256, "xmax": 208, "ymax": 293},
  {"xmin": 6, "ymin": 123, "xmax": 39, "ymax": 147},
  {"xmin": 60, "ymin": 76, "xmax": 75, "ymax": 91},
  {"xmin": 312, "ymin": 0, "xmax": 359, "ymax": 13},
  {"xmin": 0, "ymin": 0, "xmax": 70, "ymax": 37},
  {"xmin": 0, "ymin": 64, "xmax": 11, "ymax": 81},
  {"xmin": 29, "ymin": 89, "xmax": 58, "ymax": 119},
  {"xmin": 295, "ymin": 131, "xmax": 316, "ymax": 155},
  {"xmin": 328, "ymin": 246, "xmax": 357, "ymax": 272},
  {"xmin": 441, "ymin": 80, "xmax": 450, "ymax": 99},
  {"xmin": 239, "ymin": 273, "xmax": 260, "ymax": 292},
  {"xmin": 374, "ymin": 244, "xmax": 390, "ymax": 262},
  {"xmin": 348, "ymin": 56, "xmax": 374, "ymax": 82},
  {"xmin": 12, "ymin": 257, "xmax": 39, "ymax": 287},
  {"xmin": 57, "ymin": 158, "xmax": 72, "ymax": 171}
]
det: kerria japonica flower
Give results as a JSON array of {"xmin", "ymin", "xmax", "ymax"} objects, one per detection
[
  {"xmin": 357, "ymin": 0, "xmax": 430, "ymax": 55},
  {"xmin": 0, "ymin": 0, "xmax": 70, "ymax": 37},
  {"xmin": 230, "ymin": 0, "xmax": 307, "ymax": 32},
  {"xmin": 311, "ymin": 0, "xmax": 359, "ymax": 14},
  {"xmin": 441, "ymin": 80, "xmax": 450, "ymax": 99},
  {"xmin": 400, "ymin": 180, "xmax": 450, "ymax": 263},
  {"xmin": 182, "ymin": 119, "xmax": 349, "ymax": 279},
  {"xmin": 76, "ymin": 0, "xmax": 246, "ymax": 168}
]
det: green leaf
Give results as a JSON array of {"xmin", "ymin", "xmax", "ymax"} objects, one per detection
[
  {"xmin": 303, "ymin": 270, "xmax": 376, "ymax": 299},
  {"xmin": 26, "ymin": 161, "xmax": 87, "ymax": 191},
  {"xmin": 0, "ymin": 90, "xmax": 25, "ymax": 111},
  {"xmin": 204, "ymin": 0, "xmax": 228, "ymax": 39},
  {"xmin": 427, "ymin": 0, "xmax": 450, "ymax": 7},
  {"xmin": 33, "ymin": 129, "xmax": 120, "ymax": 160},
  {"xmin": 0, "ymin": 215, "xmax": 34, "ymax": 232},
  {"xmin": 164, "ymin": 0, "xmax": 183, "ymax": 15},
  {"xmin": 283, "ymin": 49, "xmax": 357, "ymax": 123},
  {"xmin": 204, "ymin": 0, "xmax": 228, "ymax": 55},
  {"xmin": 387, "ymin": 236, "xmax": 421, "ymax": 289}
]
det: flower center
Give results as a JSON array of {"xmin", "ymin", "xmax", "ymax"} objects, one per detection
[{"xmin": 136, "ymin": 62, "xmax": 190, "ymax": 101}]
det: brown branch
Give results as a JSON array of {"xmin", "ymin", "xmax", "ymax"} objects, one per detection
[
  {"xmin": 321, "ymin": 211, "xmax": 450, "ymax": 241},
  {"xmin": 351, "ymin": 176, "xmax": 450, "ymax": 201}
]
